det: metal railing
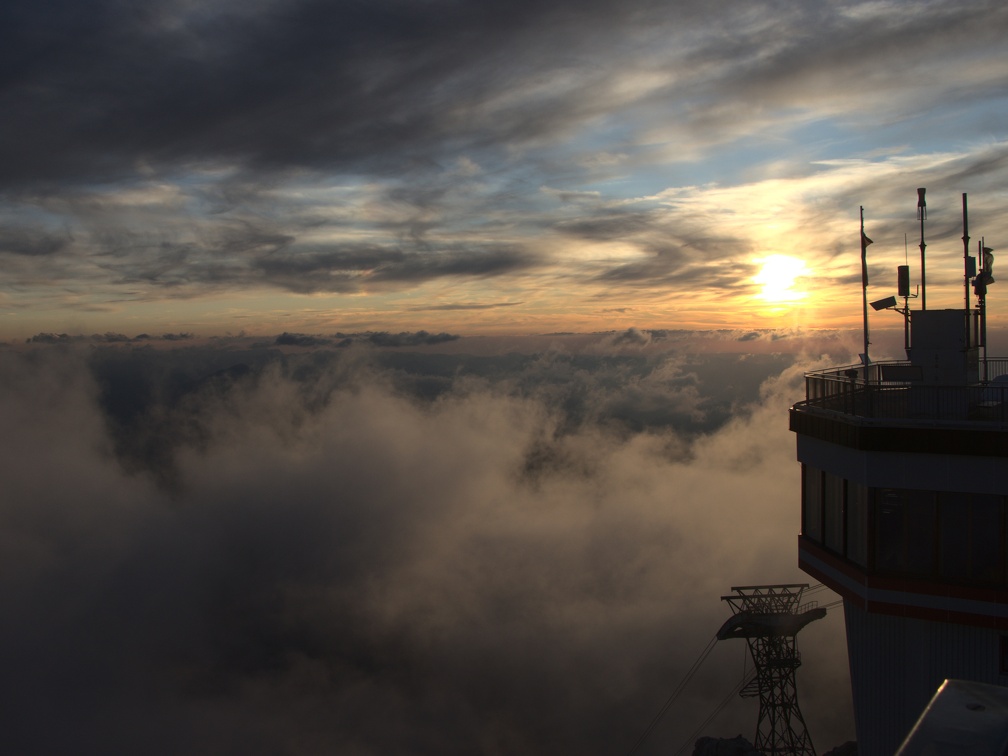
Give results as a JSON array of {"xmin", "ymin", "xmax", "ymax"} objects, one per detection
[
  {"xmin": 796, "ymin": 600, "xmax": 819, "ymax": 615},
  {"xmin": 795, "ymin": 358, "xmax": 1008, "ymax": 427}
]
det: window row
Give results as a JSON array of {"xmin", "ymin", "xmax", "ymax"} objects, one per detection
[{"xmin": 802, "ymin": 465, "xmax": 1005, "ymax": 585}]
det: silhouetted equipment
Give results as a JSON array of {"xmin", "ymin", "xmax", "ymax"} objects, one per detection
[
  {"xmin": 898, "ymin": 265, "xmax": 910, "ymax": 297},
  {"xmin": 716, "ymin": 585, "xmax": 825, "ymax": 756},
  {"xmin": 963, "ymin": 193, "xmax": 972, "ymax": 310},
  {"xmin": 975, "ymin": 246, "xmax": 995, "ymax": 297},
  {"xmin": 918, "ymin": 187, "xmax": 927, "ymax": 309},
  {"xmin": 860, "ymin": 207, "xmax": 872, "ymax": 379},
  {"xmin": 870, "ymin": 296, "xmax": 897, "ymax": 311}
]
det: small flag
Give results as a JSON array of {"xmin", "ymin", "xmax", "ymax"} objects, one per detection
[{"xmin": 861, "ymin": 231, "xmax": 872, "ymax": 287}]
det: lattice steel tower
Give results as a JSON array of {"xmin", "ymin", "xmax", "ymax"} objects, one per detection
[{"xmin": 716, "ymin": 584, "xmax": 826, "ymax": 756}]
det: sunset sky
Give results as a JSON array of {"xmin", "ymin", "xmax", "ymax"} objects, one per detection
[
  {"xmin": 3, "ymin": 0, "xmax": 1008, "ymax": 338},
  {"xmin": 12, "ymin": 2, "xmax": 1008, "ymax": 751}
]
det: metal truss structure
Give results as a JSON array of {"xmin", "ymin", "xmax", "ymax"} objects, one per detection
[{"xmin": 716, "ymin": 584, "xmax": 826, "ymax": 756}]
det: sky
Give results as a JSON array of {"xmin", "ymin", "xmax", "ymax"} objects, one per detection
[
  {"xmin": 2, "ymin": 0, "xmax": 1008, "ymax": 338},
  {"xmin": 0, "ymin": 334, "xmax": 858, "ymax": 754}
]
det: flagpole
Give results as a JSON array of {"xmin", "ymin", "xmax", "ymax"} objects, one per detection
[{"xmin": 861, "ymin": 206, "xmax": 870, "ymax": 382}]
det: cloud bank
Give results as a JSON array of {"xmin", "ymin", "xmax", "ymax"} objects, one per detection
[{"xmin": 0, "ymin": 341, "xmax": 852, "ymax": 754}]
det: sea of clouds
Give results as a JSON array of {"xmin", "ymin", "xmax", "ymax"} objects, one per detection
[{"xmin": 0, "ymin": 331, "xmax": 856, "ymax": 754}]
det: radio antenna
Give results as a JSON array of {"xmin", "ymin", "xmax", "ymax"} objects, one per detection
[
  {"xmin": 962, "ymin": 193, "xmax": 971, "ymax": 310},
  {"xmin": 917, "ymin": 187, "xmax": 927, "ymax": 310}
]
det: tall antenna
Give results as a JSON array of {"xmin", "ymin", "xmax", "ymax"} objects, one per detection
[
  {"xmin": 901, "ymin": 233, "xmax": 912, "ymax": 352},
  {"xmin": 962, "ymin": 193, "xmax": 971, "ymax": 310},
  {"xmin": 860, "ymin": 207, "xmax": 872, "ymax": 380},
  {"xmin": 717, "ymin": 585, "xmax": 826, "ymax": 756},
  {"xmin": 975, "ymin": 238, "xmax": 995, "ymax": 381},
  {"xmin": 918, "ymin": 187, "xmax": 927, "ymax": 310}
]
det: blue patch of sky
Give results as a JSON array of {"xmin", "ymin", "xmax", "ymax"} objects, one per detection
[
  {"xmin": 794, "ymin": 95, "xmax": 1008, "ymax": 163},
  {"xmin": 547, "ymin": 107, "xmax": 841, "ymax": 198},
  {"xmin": 1, "ymin": 201, "xmax": 72, "ymax": 235}
]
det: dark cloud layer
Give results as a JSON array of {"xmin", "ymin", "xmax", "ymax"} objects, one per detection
[
  {"xmin": 250, "ymin": 245, "xmax": 539, "ymax": 294},
  {"xmin": 2, "ymin": 0, "xmax": 1005, "ymax": 313},
  {"xmin": 0, "ymin": 0, "xmax": 636, "ymax": 186},
  {"xmin": 3, "ymin": 0, "xmax": 1003, "ymax": 188},
  {"xmin": 0, "ymin": 341, "xmax": 853, "ymax": 754}
]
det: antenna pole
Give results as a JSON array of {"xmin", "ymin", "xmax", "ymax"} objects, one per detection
[
  {"xmin": 861, "ymin": 206, "xmax": 870, "ymax": 381},
  {"xmin": 918, "ymin": 188, "xmax": 927, "ymax": 310},
  {"xmin": 903, "ymin": 234, "xmax": 911, "ymax": 355},
  {"xmin": 981, "ymin": 237, "xmax": 988, "ymax": 382},
  {"xmin": 962, "ymin": 193, "xmax": 970, "ymax": 311}
]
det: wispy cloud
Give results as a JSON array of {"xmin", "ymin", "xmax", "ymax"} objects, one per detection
[{"xmin": 1, "ymin": 0, "xmax": 1006, "ymax": 334}]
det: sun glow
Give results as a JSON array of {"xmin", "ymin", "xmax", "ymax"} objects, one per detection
[{"xmin": 754, "ymin": 254, "xmax": 808, "ymax": 303}]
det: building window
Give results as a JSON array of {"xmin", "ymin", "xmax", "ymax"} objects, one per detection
[
  {"xmin": 824, "ymin": 473, "xmax": 844, "ymax": 554},
  {"xmin": 875, "ymin": 490, "xmax": 902, "ymax": 572},
  {"xmin": 803, "ymin": 466, "xmax": 823, "ymax": 543},
  {"xmin": 846, "ymin": 482, "xmax": 868, "ymax": 567},
  {"xmin": 939, "ymin": 492, "xmax": 1002, "ymax": 585},
  {"xmin": 875, "ymin": 488, "xmax": 936, "ymax": 576}
]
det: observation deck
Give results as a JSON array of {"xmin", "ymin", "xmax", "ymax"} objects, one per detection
[
  {"xmin": 797, "ymin": 358, "xmax": 1008, "ymax": 426},
  {"xmin": 791, "ymin": 358, "xmax": 1008, "ymax": 456},
  {"xmin": 790, "ymin": 310, "xmax": 1008, "ymax": 628}
]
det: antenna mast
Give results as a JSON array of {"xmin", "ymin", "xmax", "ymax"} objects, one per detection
[
  {"xmin": 976, "ymin": 238, "xmax": 995, "ymax": 382},
  {"xmin": 860, "ymin": 207, "xmax": 871, "ymax": 380},
  {"xmin": 918, "ymin": 187, "xmax": 927, "ymax": 310},
  {"xmin": 962, "ymin": 193, "xmax": 971, "ymax": 311}
]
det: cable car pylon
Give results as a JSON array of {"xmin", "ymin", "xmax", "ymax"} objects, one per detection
[{"xmin": 716, "ymin": 584, "xmax": 826, "ymax": 756}]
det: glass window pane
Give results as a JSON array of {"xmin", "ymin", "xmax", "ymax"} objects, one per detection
[
  {"xmin": 876, "ymin": 489, "xmax": 904, "ymax": 572},
  {"xmin": 904, "ymin": 490, "xmax": 935, "ymax": 575},
  {"xmin": 847, "ymin": 483, "xmax": 868, "ymax": 567},
  {"xmin": 971, "ymin": 496, "xmax": 1001, "ymax": 584},
  {"xmin": 803, "ymin": 466, "xmax": 822, "ymax": 543},
  {"xmin": 824, "ymin": 473, "xmax": 844, "ymax": 553},
  {"xmin": 940, "ymin": 492, "xmax": 970, "ymax": 580},
  {"xmin": 941, "ymin": 493, "xmax": 1002, "ymax": 584}
]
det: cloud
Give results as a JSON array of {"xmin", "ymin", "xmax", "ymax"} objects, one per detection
[
  {"xmin": 366, "ymin": 330, "xmax": 461, "ymax": 347},
  {"xmin": 611, "ymin": 327, "xmax": 652, "ymax": 346},
  {"xmin": 0, "ymin": 340, "xmax": 853, "ymax": 753},
  {"xmin": 0, "ymin": 0, "xmax": 648, "ymax": 186},
  {"xmin": 3, "ymin": 0, "xmax": 1003, "ymax": 189},
  {"xmin": 0, "ymin": 226, "xmax": 71, "ymax": 257},
  {"xmin": 410, "ymin": 301, "xmax": 523, "ymax": 312},
  {"xmin": 1, "ymin": 1, "xmax": 1007, "ymax": 329},
  {"xmin": 275, "ymin": 332, "xmax": 330, "ymax": 347}
]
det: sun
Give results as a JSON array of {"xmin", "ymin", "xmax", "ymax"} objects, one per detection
[{"xmin": 753, "ymin": 254, "xmax": 808, "ymax": 303}]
